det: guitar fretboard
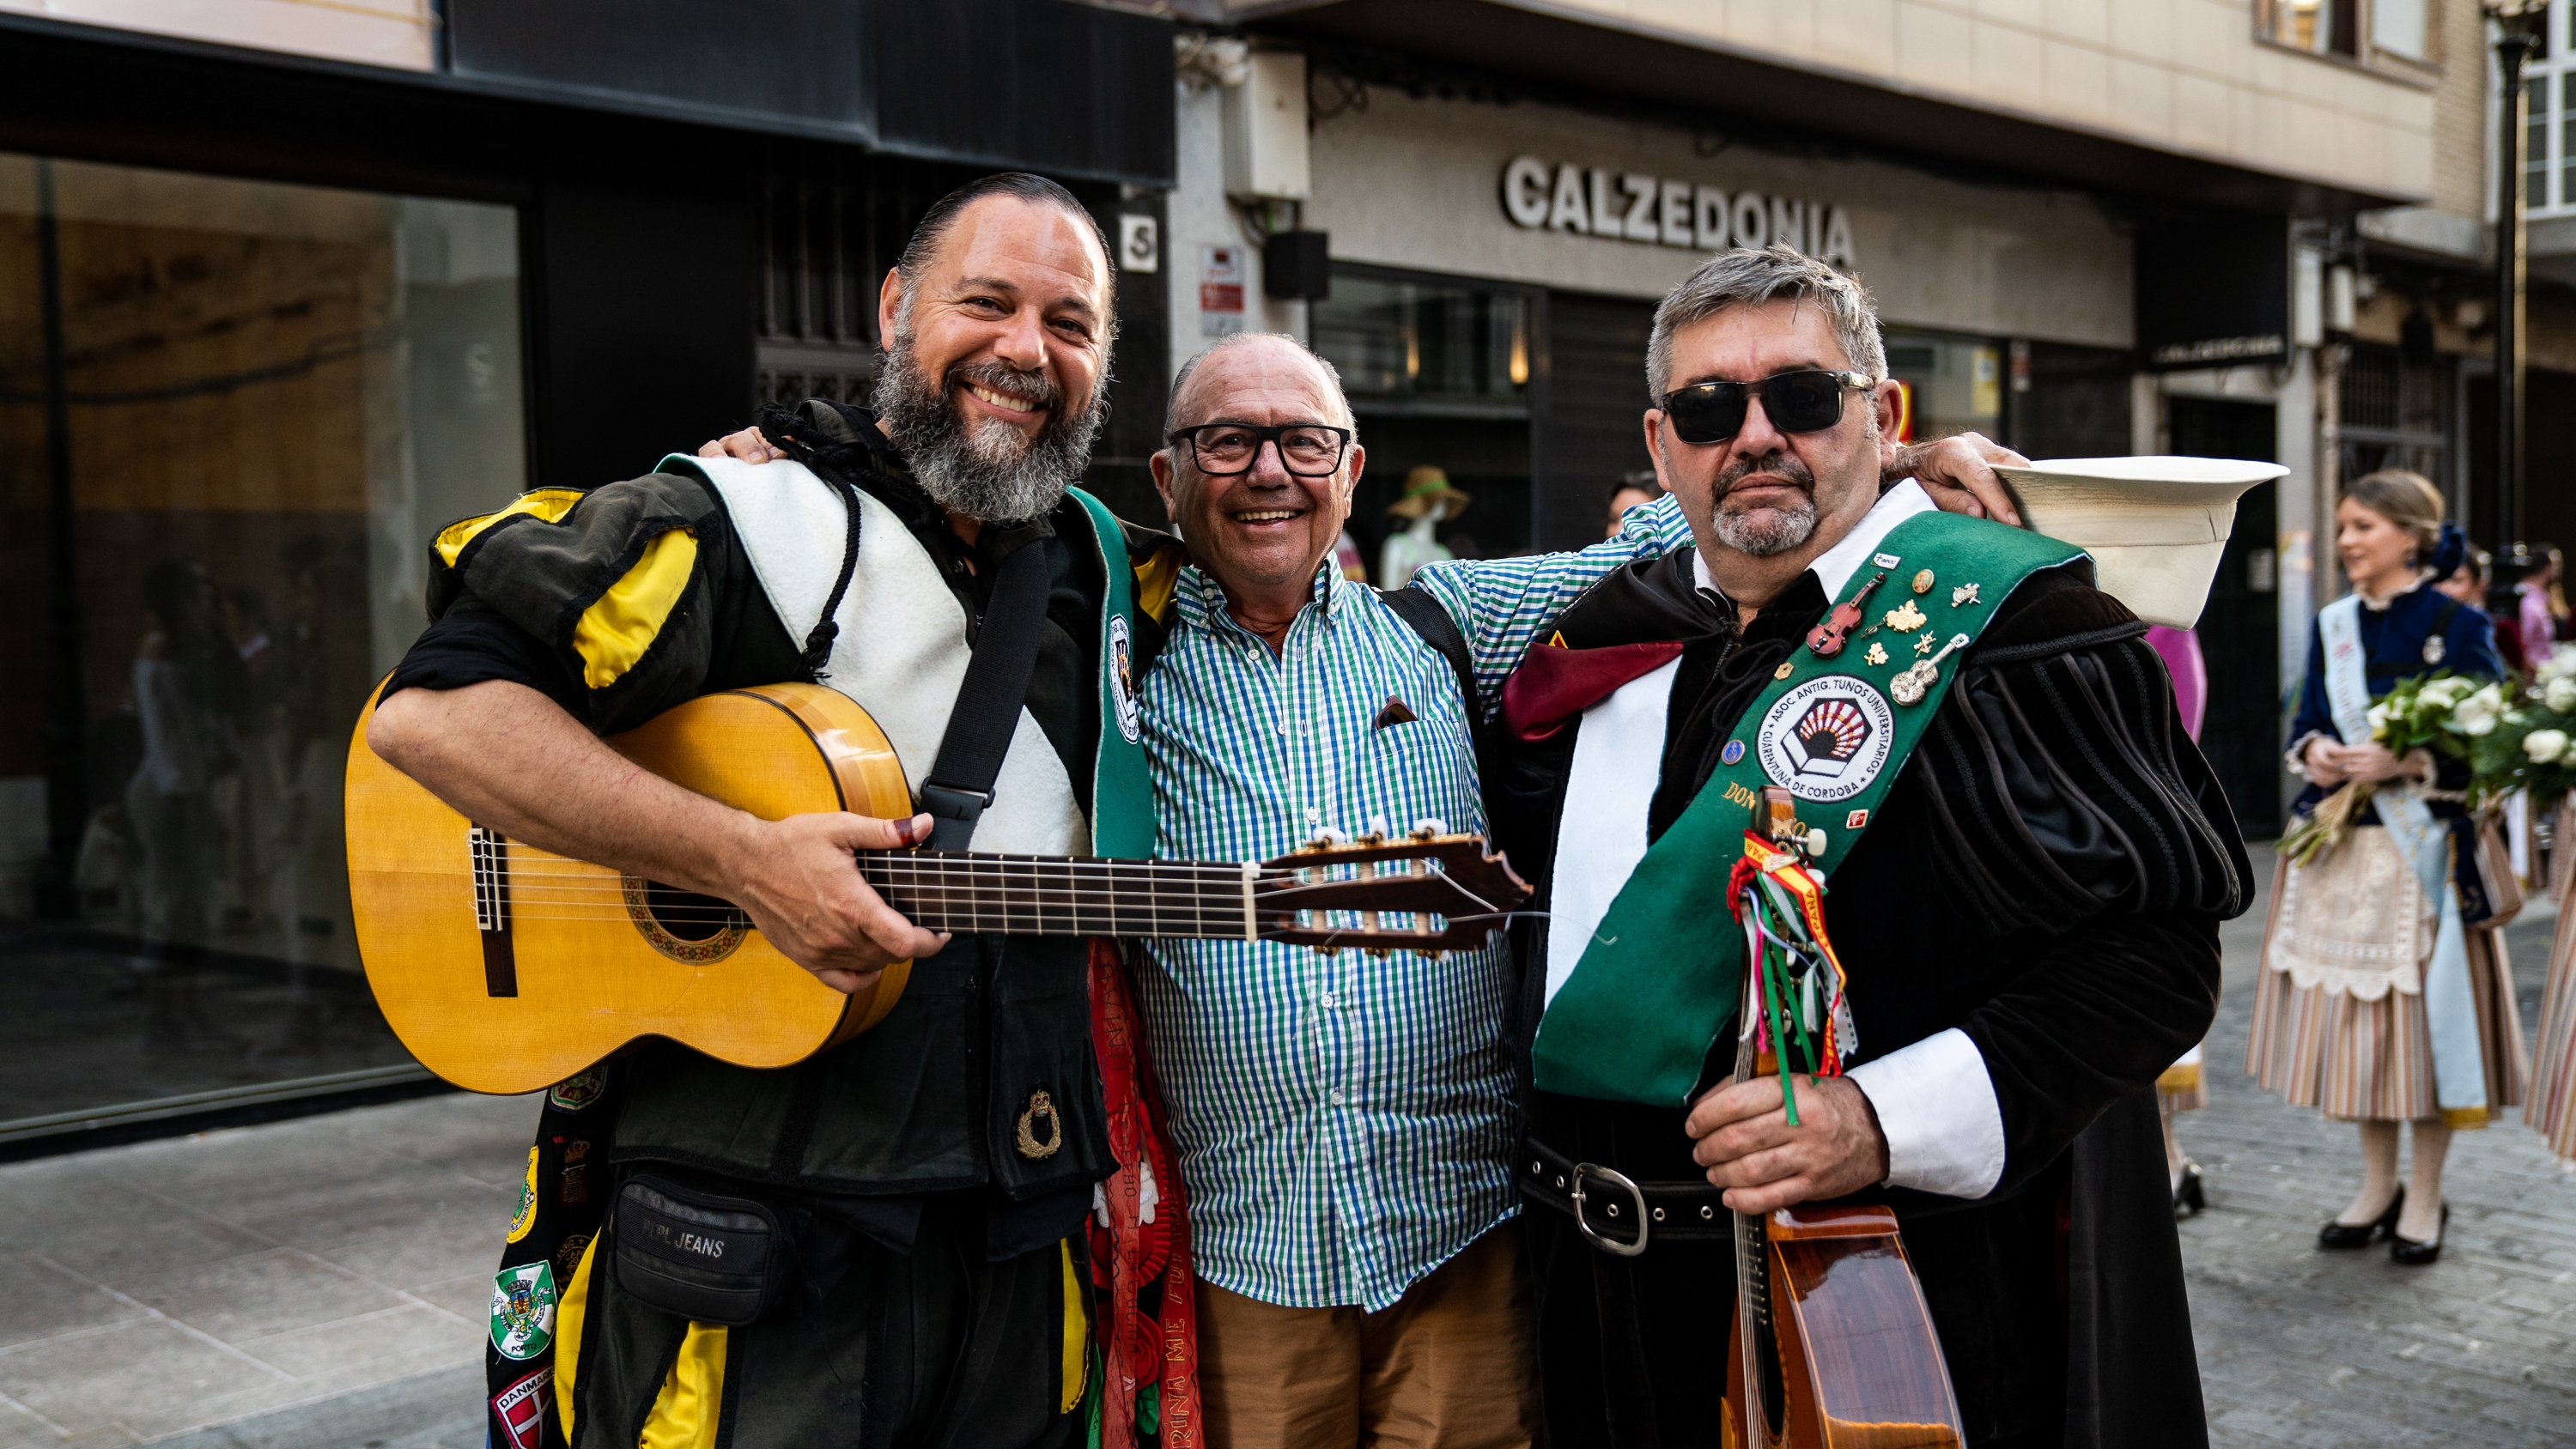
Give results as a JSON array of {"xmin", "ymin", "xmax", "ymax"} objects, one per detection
[{"xmin": 854, "ymin": 850, "xmax": 1274, "ymax": 939}]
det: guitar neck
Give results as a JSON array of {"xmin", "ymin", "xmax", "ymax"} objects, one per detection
[{"xmin": 855, "ymin": 850, "xmax": 1267, "ymax": 941}]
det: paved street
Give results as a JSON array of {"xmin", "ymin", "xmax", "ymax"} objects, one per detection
[
  {"xmin": 8, "ymin": 844, "xmax": 2576, "ymax": 1446},
  {"xmin": 2187, "ymin": 846, "xmax": 2576, "ymax": 1448}
]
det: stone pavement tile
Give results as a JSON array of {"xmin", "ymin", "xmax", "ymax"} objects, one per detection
[
  {"xmin": 313, "ymin": 1203, "xmax": 507, "ymax": 1294},
  {"xmin": 236, "ymin": 1179, "xmax": 513, "ymax": 1263},
  {"xmin": 0, "ymin": 1319, "xmax": 289, "ymax": 1438},
  {"xmin": 133, "ymin": 1364, "xmax": 482, "ymax": 1449},
  {"xmin": 231, "ymin": 1305, "xmax": 474, "ymax": 1385},
  {"xmin": 35, "ymin": 1214, "xmax": 276, "ymax": 1286},
  {"xmin": 361, "ymin": 1094, "xmax": 541, "ymax": 1185},
  {"xmin": 411, "ymin": 1270, "xmax": 495, "ymax": 1327},
  {"xmin": 110, "ymin": 1246, "xmax": 404, "ymax": 1344},
  {"xmin": 0, "ymin": 1251, "xmax": 147, "ymax": 1350}
]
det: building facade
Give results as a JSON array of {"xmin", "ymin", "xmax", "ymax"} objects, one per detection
[
  {"xmin": 1166, "ymin": 0, "xmax": 2565, "ymax": 838},
  {"xmin": 0, "ymin": 0, "xmax": 1176, "ymax": 1151}
]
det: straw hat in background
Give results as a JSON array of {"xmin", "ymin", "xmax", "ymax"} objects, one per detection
[{"xmin": 1387, "ymin": 465, "xmax": 1473, "ymax": 520}]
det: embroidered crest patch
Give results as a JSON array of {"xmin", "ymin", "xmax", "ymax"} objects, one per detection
[
  {"xmin": 492, "ymin": 1366, "xmax": 553, "ymax": 1449},
  {"xmin": 547, "ymin": 1070, "xmax": 604, "ymax": 1113},
  {"xmin": 552, "ymin": 1232, "xmax": 593, "ymax": 1286},
  {"xmin": 1755, "ymin": 676, "xmax": 1897, "ymax": 803},
  {"xmin": 507, "ymin": 1146, "xmax": 538, "ymax": 1244},
  {"xmin": 1109, "ymin": 614, "xmax": 1142, "ymax": 743},
  {"xmin": 489, "ymin": 1262, "xmax": 557, "ymax": 1361}
]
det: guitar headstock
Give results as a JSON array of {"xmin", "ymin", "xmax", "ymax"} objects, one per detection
[{"xmin": 1255, "ymin": 829, "xmax": 1531, "ymax": 954}]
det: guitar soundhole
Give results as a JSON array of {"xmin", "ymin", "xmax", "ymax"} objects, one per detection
[{"xmin": 621, "ymin": 875, "xmax": 750, "ymax": 963}]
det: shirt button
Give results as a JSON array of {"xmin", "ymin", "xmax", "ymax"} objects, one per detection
[
  {"xmin": 1328, "ymin": 1089, "xmax": 1346, "ymax": 1106},
  {"xmin": 1320, "ymin": 991, "xmax": 1339, "ymax": 1009}
]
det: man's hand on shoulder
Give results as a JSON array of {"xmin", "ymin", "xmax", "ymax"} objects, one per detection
[
  {"xmin": 1896, "ymin": 432, "xmax": 2026, "ymax": 527},
  {"xmin": 721, "ymin": 810, "xmax": 951, "ymax": 993},
  {"xmin": 700, "ymin": 427, "xmax": 787, "ymax": 464},
  {"xmin": 1684, "ymin": 1072, "xmax": 1891, "ymax": 1214}
]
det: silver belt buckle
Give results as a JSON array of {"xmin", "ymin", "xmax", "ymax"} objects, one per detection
[{"xmin": 1570, "ymin": 1161, "xmax": 1649, "ymax": 1258}]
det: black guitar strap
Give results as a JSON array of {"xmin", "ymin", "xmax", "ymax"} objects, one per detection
[{"xmin": 918, "ymin": 538, "xmax": 1052, "ymax": 851}]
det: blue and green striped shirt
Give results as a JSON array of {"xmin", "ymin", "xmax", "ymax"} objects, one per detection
[{"xmin": 1133, "ymin": 496, "xmax": 1695, "ymax": 1310}]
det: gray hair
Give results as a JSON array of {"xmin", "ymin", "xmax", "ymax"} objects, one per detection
[
  {"xmin": 1164, "ymin": 331, "xmax": 1359, "ymax": 440},
  {"xmin": 1644, "ymin": 245, "xmax": 1886, "ymax": 401}
]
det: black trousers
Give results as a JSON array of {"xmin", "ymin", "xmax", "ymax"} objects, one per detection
[{"xmin": 568, "ymin": 1189, "xmax": 1085, "ymax": 1449}]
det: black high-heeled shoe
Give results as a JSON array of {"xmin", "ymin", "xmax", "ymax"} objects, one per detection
[
  {"xmin": 2391, "ymin": 1202, "xmax": 2449, "ymax": 1265},
  {"xmin": 2173, "ymin": 1162, "xmax": 2206, "ymax": 1217},
  {"xmin": 2319, "ymin": 1185, "xmax": 2404, "ymax": 1248}
]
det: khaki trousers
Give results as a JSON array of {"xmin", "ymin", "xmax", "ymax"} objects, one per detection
[{"xmin": 1194, "ymin": 1223, "xmax": 1538, "ymax": 1449}]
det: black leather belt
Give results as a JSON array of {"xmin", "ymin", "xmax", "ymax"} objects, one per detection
[{"xmin": 1518, "ymin": 1137, "xmax": 1733, "ymax": 1256}]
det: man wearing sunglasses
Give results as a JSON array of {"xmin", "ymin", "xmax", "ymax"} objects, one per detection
[
  {"xmin": 1129, "ymin": 329, "xmax": 2033, "ymax": 1447},
  {"xmin": 1487, "ymin": 245, "xmax": 2248, "ymax": 1448}
]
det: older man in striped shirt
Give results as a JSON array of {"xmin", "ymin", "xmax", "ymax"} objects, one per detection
[{"xmin": 1137, "ymin": 330, "xmax": 2021, "ymax": 1446}]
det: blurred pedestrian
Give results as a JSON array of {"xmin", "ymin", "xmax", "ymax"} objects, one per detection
[
  {"xmin": 2519, "ymin": 543, "xmax": 2567, "ymax": 648},
  {"xmin": 1378, "ymin": 464, "xmax": 1468, "ymax": 587},
  {"xmin": 1602, "ymin": 468, "xmax": 1662, "ymax": 538},
  {"xmin": 125, "ymin": 558, "xmax": 246, "ymax": 1052},
  {"xmin": 2148, "ymin": 622, "xmax": 2213, "ymax": 1215},
  {"xmin": 2250, "ymin": 470, "xmax": 2525, "ymax": 1266}
]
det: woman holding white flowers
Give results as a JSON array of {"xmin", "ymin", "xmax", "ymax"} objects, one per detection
[{"xmin": 2251, "ymin": 470, "xmax": 2525, "ymax": 1266}]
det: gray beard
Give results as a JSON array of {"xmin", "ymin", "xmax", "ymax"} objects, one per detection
[
  {"xmin": 870, "ymin": 333, "xmax": 1105, "ymax": 524},
  {"xmin": 1712, "ymin": 495, "xmax": 1818, "ymax": 557}
]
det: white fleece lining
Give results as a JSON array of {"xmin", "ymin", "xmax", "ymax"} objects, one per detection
[
  {"xmin": 686, "ymin": 455, "xmax": 1090, "ymax": 856},
  {"xmin": 1847, "ymin": 1027, "xmax": 2007, "ymax": 1198}
]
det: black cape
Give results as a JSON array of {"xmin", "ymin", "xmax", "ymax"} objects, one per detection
[{"xmin": 1486, "ymin": 549, "xmax": 2251, "ymax": 1449}]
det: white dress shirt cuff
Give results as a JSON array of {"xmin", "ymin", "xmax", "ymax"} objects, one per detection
[{"xmin": 1848, "ymin": 1028, "xmax": 2007, "ymax": 1199}]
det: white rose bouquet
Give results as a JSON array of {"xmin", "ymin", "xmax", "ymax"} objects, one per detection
[
  {"xmin": 2470, "ymin": 646, "xmax": 2576, "ymax": 810},
  {"xmin": 2283, "ymin": 671, "xmax": 2500, "ymax": 865}
]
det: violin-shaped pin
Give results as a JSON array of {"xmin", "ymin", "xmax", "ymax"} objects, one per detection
[{"xmin": 1807, "ymin": 571, "xmax": 1886, "ymax": 658}]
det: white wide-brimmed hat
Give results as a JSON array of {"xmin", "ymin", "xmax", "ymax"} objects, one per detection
[{"xmin": 1994, "ymin": 456, "xmax": 2289, "ymax": 628}]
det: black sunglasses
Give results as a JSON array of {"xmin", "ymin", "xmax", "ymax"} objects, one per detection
[
  {"xmin": 1167, "ymin": 421, "xmax": 1354, "ymax": 477},
  {"xmin": 1657, "ymin": 369, "xmax": 1874, "ymax": 446}
]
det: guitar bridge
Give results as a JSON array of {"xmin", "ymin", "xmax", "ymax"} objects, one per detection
[{"xmin": 468, "ymin": 825, "xmax": 517, "ymax": 997}]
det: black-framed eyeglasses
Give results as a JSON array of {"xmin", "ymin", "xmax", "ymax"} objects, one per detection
[
  {"xmin": 1167, "ymin": 421, "xmax": 1354, "ymax": 477},
  {"xmin": 1656, "ymin": 369, "xmax": 1874, "ymax": 446}
]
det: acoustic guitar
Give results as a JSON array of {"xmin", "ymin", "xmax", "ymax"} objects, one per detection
[
  {"xmin": 347, "ymin": 681, "xmax": 1528, "ymax": 1094},
  {"xmin": 1722, "ymin": 809, "xmax": 1968, "ymax": 1449}
]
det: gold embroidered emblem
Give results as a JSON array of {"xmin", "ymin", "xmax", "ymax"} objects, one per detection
[
  {"xmin": 1884, "ymin": 600, "xmax": 1928, "ymax": 633},
  {"xmin": 1015, "ymin": 1090, "xmax": 1064, "ymax": 1160}
]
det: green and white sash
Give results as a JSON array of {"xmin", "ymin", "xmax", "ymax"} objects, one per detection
[
  {"xmin": 2316, "ymin": 593, "xmax": 2487, "ymax": 1125},
  {"xmin": 1530, "ymin": 500, "xmax": 2087, "ymax": 1107}
]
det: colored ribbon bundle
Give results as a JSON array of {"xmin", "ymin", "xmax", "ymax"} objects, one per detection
[{"xmin": 1727, "ymin": 833, "xmax": 1858, "ymax": 1125}]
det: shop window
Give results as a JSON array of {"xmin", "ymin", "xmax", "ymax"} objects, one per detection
[
  {"xmin": 1313, "ymin": 270, "xmax": 1537, "ymax": 572},
  {"xmin": 2526, "ymin": 5, "xmax": 2576, "ymax": 220},
  {"xmin": 0, "ymin": 153, "xmax": 526, "ymax": 1135},
  {"xmin": 2258, "ymin": 0, "xmax": 2362, "ymax": 58},
  {"xmin": 1883, "ymin": 333, "xmax": 2002, "ymax": 446}
]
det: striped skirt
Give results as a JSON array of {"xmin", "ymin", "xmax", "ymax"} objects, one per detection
[
  {"xmin": 2525, "ymin": 801, "xmax": 2576, "ymax": 1160},
  {"xmin": 2247, "ymin": 846, "xmax": 2527, "ymax": 1125}
]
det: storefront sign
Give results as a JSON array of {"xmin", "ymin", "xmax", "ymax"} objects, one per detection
[
  {"xmin": 1200, "ymin": 245, "xmax": 1245, "ymax": 337},
  {"xmin": 2134, "ymin": 210, "xmax": 2289, "ymax": 371},
  {"xmin": 1499, "ymin": 156, "xmax": 1856, "ymax": 267}
]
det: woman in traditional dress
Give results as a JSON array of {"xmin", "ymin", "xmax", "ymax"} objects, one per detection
[{"xmin": 2249, "ymin": 470, "xmax": 2527, "ymax": 1266}]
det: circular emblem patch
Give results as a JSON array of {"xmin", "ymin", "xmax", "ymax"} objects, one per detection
[
  {"xmin": 1720, "ymin": 740, "xmax": 1746, "ymax": 766},
  {"xmin": 547, "ymin": 1070, "xmax": 604, "ymax": 1114},
  {"xmin": 1109, "ymin": 614, "xmax": 1142, "ymax": 743},
  {"xmin": 1755, "ymin": 676, "xmax": 1897, "ymax": 803}
]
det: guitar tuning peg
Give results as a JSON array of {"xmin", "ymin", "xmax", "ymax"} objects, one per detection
[
  {"xmin": 1303, "ymin": 826, "xmax": 1349, "ymax": 852},
  {"xmin": 1366, "ymin": 948, "xmax": 1393, "ymax": 959},
  {"xmin": 1409, "ymin": 817, "xmax": 1447, "ymax": 840}
]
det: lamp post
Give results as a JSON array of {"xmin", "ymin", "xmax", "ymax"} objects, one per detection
[{"xmin": 2488, "ymin": 0, "xmax": 2549, "ymax": 557}]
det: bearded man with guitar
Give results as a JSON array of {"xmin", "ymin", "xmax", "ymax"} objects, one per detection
[
  {"xmin": 369, "ymin": 173, "xmax": 1189, "ymax": 1449},
  {"xmin": 1488, "ymin": 246, "xmax": 2251, "ymax": 1449}
]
